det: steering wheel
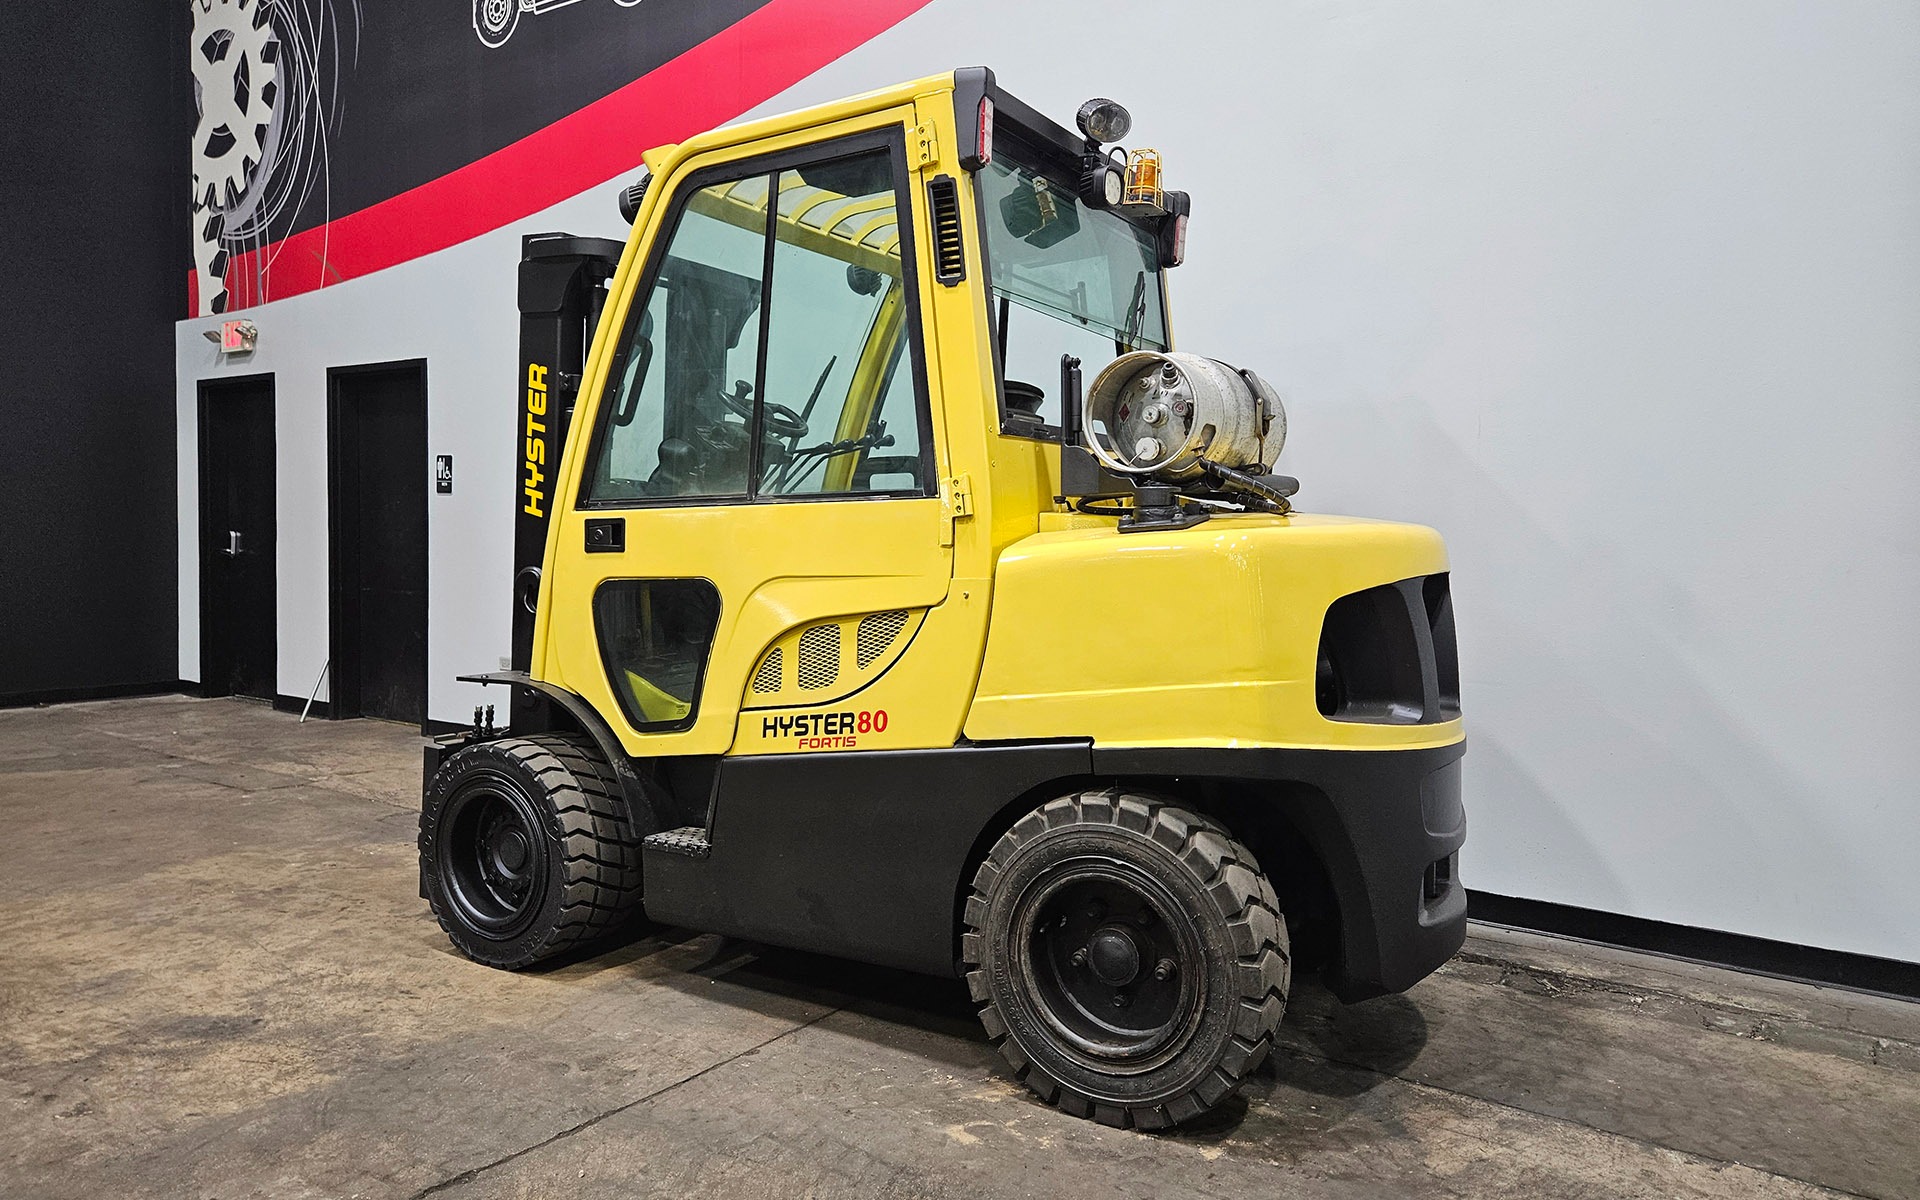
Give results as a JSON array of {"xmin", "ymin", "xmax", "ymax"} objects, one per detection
[{"xmin": 717, "ymin": 379, "xmax": 809, "ymax": 441}]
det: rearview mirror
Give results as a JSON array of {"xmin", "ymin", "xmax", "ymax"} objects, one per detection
[{"xmin": 999, "ymin": 178, "xmax": 1080, "ymax": 249}]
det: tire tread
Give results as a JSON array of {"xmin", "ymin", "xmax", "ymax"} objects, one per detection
[
  {"xmin": 420, "ymin": 733, "xmax": 645, "ymax": 969},
  {"xmin": 960, "ymin": 791, "xmax": 1291, "ymax": 1129}
]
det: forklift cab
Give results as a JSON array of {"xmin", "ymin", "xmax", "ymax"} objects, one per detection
[{"xmin": 532, "ymin": 75, "xmax": 1183, "ymax": 761}]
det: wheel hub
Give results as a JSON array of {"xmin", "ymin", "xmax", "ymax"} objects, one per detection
[
  {"xmin": 1012, "ymin": 860, "xmax": 1207, "ymax": 1073},
  {"xmin": 490, "ymin": 826, "xmax": 529, "ymax": 875},
  {"xmin": 1086, "ymin": 924, "xmax": 1141, "ymax": 987},
  {"xmin": 438, "ymin": 779, "xmax": 547, "ymax": 938}
]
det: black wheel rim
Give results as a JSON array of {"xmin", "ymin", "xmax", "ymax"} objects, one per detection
[
  {"xmin": 1009, "ymin": 856, "xmax": 1207, "ymax": 1075},
  {"xmin": 481, "ymin": 0, "xmax": 511, "ymax": 32},
  {"xmin": 438, "ymin": 773, "xmax": 547, "ymax": 939}
]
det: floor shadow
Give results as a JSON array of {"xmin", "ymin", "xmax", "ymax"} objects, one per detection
[
  {"xmin": 521, "ymin": 915, "xmax": 700, "ymax": 973},
  {"xmin": 621, "ymin": 931, "xmax": 988, "ymax": 1048},
  {"xmin": 1159, "ymin": 975, "xmax": 1433, "ymax": 1143},
  {"xmin": 1271, "ymin": 973, "xmax": 1431, "ymax": 1098},
  {"xmin": 538, "ymin": 927, "xmax": 1434, "ymax": 1132}
]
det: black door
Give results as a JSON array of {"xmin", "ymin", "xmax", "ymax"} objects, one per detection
[
  {"xmin": 199, "ymin": 377, "xmax": 277, "ymax": 700},
  {"xmin": 329, "ymin": 363, "xmax": 429, "ymax": 724}
]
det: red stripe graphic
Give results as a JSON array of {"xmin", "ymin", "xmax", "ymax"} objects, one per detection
[{"xmin": 207, "ymin": 0, "xmax": 933, "ymax": 311}]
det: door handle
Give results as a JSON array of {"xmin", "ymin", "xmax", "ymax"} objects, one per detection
[
  {"xmin": 584, "ymin": 518, "xmax": 625, "ymax": 553},
  {"xmin": 223, "ymin": 530, "xmax": 244, "ymax": 557}
]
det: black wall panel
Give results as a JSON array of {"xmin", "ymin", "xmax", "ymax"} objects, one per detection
[
  {"xmin": 278, "ymin": 0, "xmax": 770, "ymax": 240},
  {"xmin": 0, "ymin": 7, "xmax": 188, "ymax": 702}
]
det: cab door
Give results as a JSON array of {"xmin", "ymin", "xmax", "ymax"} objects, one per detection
[{"xmin": 540, "ymin": 112, "xmax": 969, "ymax": 757}]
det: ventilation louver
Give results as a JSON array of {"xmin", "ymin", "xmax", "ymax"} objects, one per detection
[
  {"xmin": 856, "ymin": 610, "xmax": 910, "ymax": 669},
  {"xmin": 751, "ymin": 647, "xmax": 783, "ymax": 694},
  {"xmin": 796, "ymin": 625, "xmax": 841, "ymax": 690},
  {"xmin": 927, "ymin": 175, "xmax": 965, "ymax": 286}
]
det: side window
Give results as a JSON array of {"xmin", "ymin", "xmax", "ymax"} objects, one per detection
[
  {"xmin": 997, "ymin": 301, "xmax": 1127, "ymax": 431},
  {"xmin": 758, "ymin": 151, "xmax": 926, "ymax": 496},
  {"xmin": 594, "ymin": 579, "xmax": 721, "ymax": 732},
  {"xmin": 585, "ymin": 143, "xmax": 927, "ymax": 506},
  {"xmin": 589, "ymin": 176, "xmax": 770, "ymax": 502}
]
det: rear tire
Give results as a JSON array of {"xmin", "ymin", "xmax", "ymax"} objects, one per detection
[
  {"xmin": 961, "ymin": 791, "xmax": 1290, "ymax": 1129},
  {"xmin": 420, "ymin": 734, "xmax": 644, "ymax": 968}
]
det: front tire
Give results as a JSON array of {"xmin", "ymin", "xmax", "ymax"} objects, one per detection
[
  {"xmin": 420, "ymin": 734, "xmax": 644, "ymax": 968},
  {"xmin": 962, "ymin": 791, "xmax": 1290, "ymax": 1129}
]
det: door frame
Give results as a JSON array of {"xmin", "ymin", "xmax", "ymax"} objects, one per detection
[
  {"xmin": 197, "ymin": 373, "xmax": 278, "ymax": 700},
  {"xmin": 326, "ymin": 358, "xmax": 431, "ymax": 728},
  {"xmin": 543, "ymin": 112, "xmax": 963, "ymax": 757}
]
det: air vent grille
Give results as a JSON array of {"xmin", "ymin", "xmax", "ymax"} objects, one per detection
[
  {"xmin": 1316, "ymin": 574, "xmax": 1460, "ymax": 725},
  {"xmin": 927, "ymin": 175, "xmax": 965, "ymax": 286},
  {"xmin": 751, "ymin": 647, "xmax": 783, "ymax": 694},
  {"xmin": 796, "ymin": 625, "xmax": 840, "ymax": 690},
  {"xmin": 856, "ymin": 610, "xmax": 910, "ymax": 669}
]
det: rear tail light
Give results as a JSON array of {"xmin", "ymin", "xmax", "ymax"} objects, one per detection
[{"xmin": 976, "ymin": 96, "xmax": 994, "ymax": 166}]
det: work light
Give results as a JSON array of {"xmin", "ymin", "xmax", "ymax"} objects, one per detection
[
  {"xmin": 1079, "ymin": 148, "xmax": 1127, "ymax": 210},
  {"xmin": 1075, "ymin": 98, "xmax": 1132, "ymax": 145}
]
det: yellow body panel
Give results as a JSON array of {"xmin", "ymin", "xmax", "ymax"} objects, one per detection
[
  {"xmin": 530, "ymin": 69, "xmax": 1461, "ymax": 763},
  {"xmin": 966, "ymin": 513, "xmax": 1463, "ymax": 751},
  {"xmin": 728, "ymin": 585, "xmax": 990, "ymax": 754}
]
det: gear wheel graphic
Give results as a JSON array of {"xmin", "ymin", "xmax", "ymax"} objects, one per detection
[{"xmin": 191, "ymin": 0, "xmax": 281, "ymax": 312}]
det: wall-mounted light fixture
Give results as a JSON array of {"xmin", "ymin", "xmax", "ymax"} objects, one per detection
[{"xmin": 202, "ymin": 319, "xmax": 259, "ymax": 354}]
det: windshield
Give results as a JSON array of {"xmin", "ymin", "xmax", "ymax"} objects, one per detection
[{"xmin": 979, "ymin": 149, "xmax": 1168, "ymax": 432}]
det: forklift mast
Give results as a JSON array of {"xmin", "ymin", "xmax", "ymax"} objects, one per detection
[{"xmin": 512, "ymin": 232, "xmax": 625, "ymax": 673}]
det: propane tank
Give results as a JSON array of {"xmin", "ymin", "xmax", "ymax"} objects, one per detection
[{"xmin": 1082, "ymin": 351, "xmax": 1285, "ymax": 481}]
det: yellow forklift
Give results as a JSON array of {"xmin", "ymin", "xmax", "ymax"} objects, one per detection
[{"xmin": 421, "ymin": 68, "xmax": 1466, "ymax": 1129}]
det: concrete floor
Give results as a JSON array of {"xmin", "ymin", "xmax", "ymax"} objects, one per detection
[{"xmin": 1, "ymin": 696, "xmax": 1915, "ymax": 1199}]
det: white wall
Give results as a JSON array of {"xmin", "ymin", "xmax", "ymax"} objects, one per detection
[
  {"xmin": 176, "ymin": 183, "xmax": 636, "ymax": 726},
  {"xmin": 179, "ymin": 0, "xmax": 1920, "ymax": 963}
]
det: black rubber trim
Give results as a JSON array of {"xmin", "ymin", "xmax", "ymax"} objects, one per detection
[{"xmin": 1470, "ymin": 891, "xmax": 1920, "ymax": 1002}]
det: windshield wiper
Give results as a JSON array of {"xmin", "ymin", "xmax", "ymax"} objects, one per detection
[
  {"xmin": 781, "ymin": 425, "xmax": 896, "ymax": 492},
  {"xmin": 1120, "ymin": 272, "xmax": 1148, "ymax": 351}
]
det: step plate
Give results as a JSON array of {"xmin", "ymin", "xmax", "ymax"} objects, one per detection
[{"xmin": 643, "ymin": 826, "xmax": 711, "ymax": 859}]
